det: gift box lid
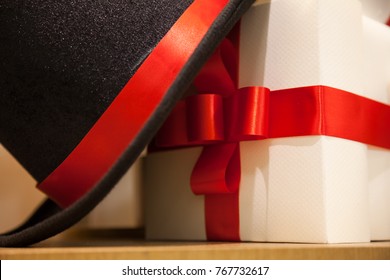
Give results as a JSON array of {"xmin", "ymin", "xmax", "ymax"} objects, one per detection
[{"xmin": 0, "ymin": 0, "xmax": 254, "ymax": 247}]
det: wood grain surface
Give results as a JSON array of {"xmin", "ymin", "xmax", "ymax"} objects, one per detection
[{"xmin": 1, "ymin": 229, "xmax": 389, "ymax": 260}]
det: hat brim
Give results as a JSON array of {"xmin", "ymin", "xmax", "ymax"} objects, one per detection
[{"xmin": 0, "ymin": 0, "xmax": 254, "ymax": 247}]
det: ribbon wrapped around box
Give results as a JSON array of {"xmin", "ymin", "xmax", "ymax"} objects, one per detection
[{"xmin": 144, "ymin": 0, "xmax": 390, "ymax": 243}]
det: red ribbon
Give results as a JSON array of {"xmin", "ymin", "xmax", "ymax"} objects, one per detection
[
  {"xmin": 153, "ymin": 26, "xmax": 390, "ymax": 241},
  {"xmin": 37, "ymin": 0, "xmax": 230, "ymax": 208},
  {"xmin": 156, "ymin": 86, "xmax": 390, "ymax": 149}
]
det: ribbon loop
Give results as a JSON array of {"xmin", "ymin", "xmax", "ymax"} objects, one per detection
[
  {"xmin": 226, "ymin": 86, "xmax": 270, "ymax": 141},
  {"xmin": 190, "ymin": 143, "xmax": 240, "ymax": 195},
  {"xmin": 153, "ymin": 87, "xmax": 270, "ymax": 148},
  {"xmin": 186, "ymin": 94, "xmax": 225, "ymax": 143},
  {"xmin": 193, "ymin": 39, "xmax": 238, "ymax": 95}
]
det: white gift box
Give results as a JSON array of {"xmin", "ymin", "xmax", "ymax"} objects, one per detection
[
  {"xmin": 145, "ymin": 0, "xmax": 389, "ymax": 243},
  {"xmin": 80, "ymin": 156, "xmax": 144, "ymax": 229},
  {"xmin": 363, "ymin": 16, "xmax": 390, "ymax": 241},
  {"xmin": 80, "ymin": 153, "xmax": 145, "ymax": 229}
]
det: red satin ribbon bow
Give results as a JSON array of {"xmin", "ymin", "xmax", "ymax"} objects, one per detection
[
  {"xmin": 155, "ymin": 34, "xmax": 271, "ymax": 241},
  {"xmin": 153, "ymin": 28, "xmax": 390, "ymax": 241}
]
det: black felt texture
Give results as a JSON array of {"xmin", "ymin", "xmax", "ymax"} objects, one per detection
[
  {"xmin": 0, "ymin": 0, "xmax": 255, "ymax": 247},
  {"xmin": 0, "ymin": 0, "xmax": 193, "ymax": 181}
]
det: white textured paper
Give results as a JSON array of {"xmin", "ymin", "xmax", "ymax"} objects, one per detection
[
  {"xmin": 239, "ymin": 141, "xmax": 268, "ymax": 241},
  {"xmin": 362, "ymin": 17, "xmax": 390, "ymax": 104},
  {"xmin": 145, "ymin": 148, "xmax": 206, "ymax": 240},
  {"xmin": 237, "ymin": 0, "xmax": 370, "ymax": 243},
  {"xmin": 360, "ymin": 0, "xmax": 390, "ymax": 24},
  {"xmin": 240, "ymin": 0, "xmax": 364, "ymax": 94},
  {"xmin": 81, "ymin": 156, "xmax": 144, "ymax": 229},
  {"xmin": 363, "ymin": 17, "xmax": 390, "ymax": 241}
]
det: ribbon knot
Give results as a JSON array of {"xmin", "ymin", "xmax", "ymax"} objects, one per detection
[
  {"xmin": 187, "ymin": 87, "xmax": 269, "ymax": 197},
  {"xmin": 153, "ymin": 32, "xmax": 267, "ymax": 240},
  {"xmin": 156, "ymin": 87, "xmax": 270, "ymax": 146}
]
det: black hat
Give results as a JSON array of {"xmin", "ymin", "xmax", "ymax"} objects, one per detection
[{"xmin": 0, "ymin": 0, "xmax": 254, "ymax": 246}]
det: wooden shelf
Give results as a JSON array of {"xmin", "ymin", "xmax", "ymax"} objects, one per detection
[{"xmin": 1, "ymin": 230, "xmax": 389, "ymax": 260}]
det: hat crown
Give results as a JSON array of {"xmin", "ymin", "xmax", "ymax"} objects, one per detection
[{"xmin": 0, "ymin": 0, "xmax": 193, "ymax": 181}]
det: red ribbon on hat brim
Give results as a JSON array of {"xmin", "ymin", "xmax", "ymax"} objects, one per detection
[
  {"xmin": 152, "ymin": 25, "xmax": 390, "ymax": 241},
  {"xmin": 37, "ymin": 0, "xmax": 231, "ymax": 208}
]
